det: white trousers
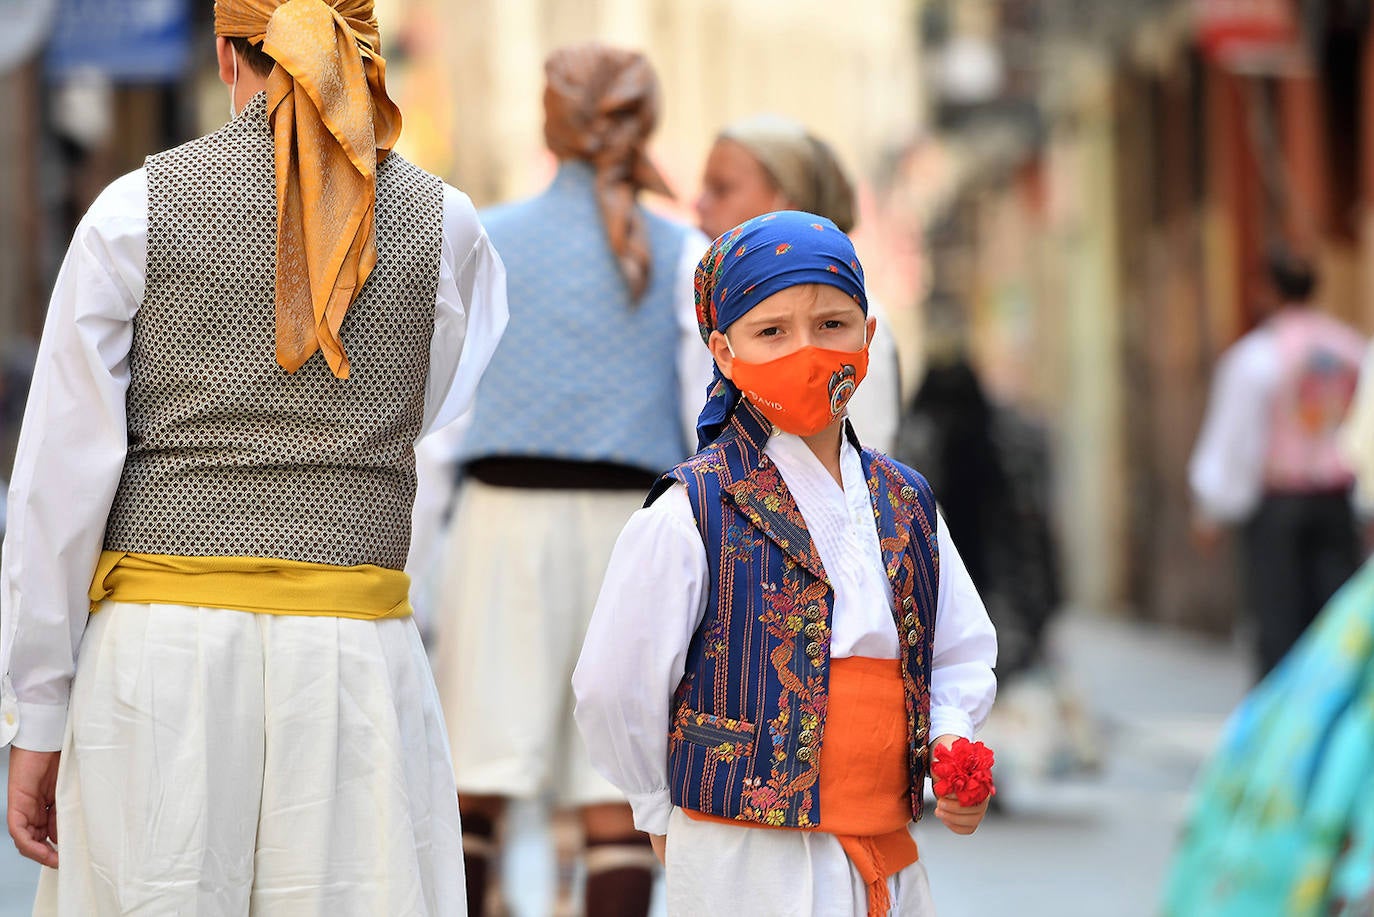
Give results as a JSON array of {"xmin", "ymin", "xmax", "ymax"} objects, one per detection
[
  {"xmin": 664, "ymin": 808, "xmax": 937, "ymax": 916},
  {"xmin": 433, "ymin": 481, "xmax": 643, "ymax": 805},
  {"xmin": 33, "ymin": 601, "xmax": 466, "ymax": 917}
]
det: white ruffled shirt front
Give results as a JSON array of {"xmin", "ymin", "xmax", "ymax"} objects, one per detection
[
  {"xmin": 573, "ymin": 429, "xmax": 998, "ymax": 835},
  {"xmin": 0, "ymin": 168, "xmax": 509, "ymax": 751}
]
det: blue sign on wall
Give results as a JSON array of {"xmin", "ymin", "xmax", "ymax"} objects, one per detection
[{"xmin": 45, "ymin": 0, "xmax": 193, "ymax": 83}]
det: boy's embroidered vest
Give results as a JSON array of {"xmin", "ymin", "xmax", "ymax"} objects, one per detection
[
  {"xmin": 103, "ymin": 94, "xmax": 442, "ymax": 570},
  {"xmin": 458, "ymin": 161, "xmax": 696, "ymax": 475},
  {"xmin": 1263, "ymin": 309, "xmax": 1365, "ymax": 493},
  {"xmin": 650, "ymin": 403, "xmax": 940, "ymax": 829}
]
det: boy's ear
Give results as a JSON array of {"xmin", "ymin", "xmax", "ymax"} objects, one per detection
[
  {"xmin": 215, "ymin": 37, "xmax": 237, "ymax": 88},
  {"xmin": 708, "ymin": 330, "xmax": 734, "ymax": 382}
]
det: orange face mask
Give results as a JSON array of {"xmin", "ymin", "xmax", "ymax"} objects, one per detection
[{"xmin": 728, "ymin": 335, "xmax": 870, "ymax": 437}]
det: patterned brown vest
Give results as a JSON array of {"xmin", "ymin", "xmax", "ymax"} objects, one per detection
[{"xmin": 103, "ymin": 94, "xmax": 443, "ymax": 570}]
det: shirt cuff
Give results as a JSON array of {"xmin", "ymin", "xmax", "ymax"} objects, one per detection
[
  {"xmin": 0, "ymin": 675, "xmax": 16, "ymax": 746},
  {"xmin": 626, "ymin": 788, "xmax": 674, "ymax": 836},
  {"xmin": 929, "ymin": 705, "xmax": 975, "ymax": 744},
  {"xmin": 11, "ymin": 698, "xmax": 68, "ymax": 752}
]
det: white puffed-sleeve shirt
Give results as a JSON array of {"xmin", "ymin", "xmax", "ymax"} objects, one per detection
[{"xmin": 0, "ymin": 168, "xmax": 509, "ymax": 751}]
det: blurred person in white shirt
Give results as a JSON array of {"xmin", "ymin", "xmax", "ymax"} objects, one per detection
[{"xmin": 1189, "ymin": 250, "xmax": 1366, "ymax": 677}]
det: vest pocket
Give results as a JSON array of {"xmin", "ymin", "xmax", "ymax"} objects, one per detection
[{"xmin": 671, "ymin": 706, "xmax": 757, "ymax": 759}]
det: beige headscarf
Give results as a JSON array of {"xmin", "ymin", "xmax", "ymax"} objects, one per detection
[
  {"xmin": 214, "ymin": 0, "xmax": 402, "ymax": 379},
  {"xmin": 719, "ymin": 115, "xmax": 857, "ymax": 233},
  {"xmin": 543, "ymin": 43, "xmax": 674, "ymax": 302}
]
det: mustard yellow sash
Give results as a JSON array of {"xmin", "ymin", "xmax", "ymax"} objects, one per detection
[{"xmin": 89, "ymin": 551, "xmax": 412, "ymax": 620}]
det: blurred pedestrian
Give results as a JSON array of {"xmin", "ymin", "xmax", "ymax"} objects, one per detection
[
  {"xmin": 894, "ymin": 345, "xmax": 1061, "ymax": 680},
  {"xmin": 1189, "ymin": 251, "xmax": 1366, "ymax": 678},
  {"xmin": 695, "ymin": 114, "xmax": 902, "ymax": 452},
  {"xmin": 574, "ymin": 212, "xmax": 997, "ymax": 916},
  {"xmin": 430, "ymin": 43, "xmax": 710, "ymax": 917},
  {"xmin": 1163, "ymin": 341, "xmax": 1374, "ymax": 917},
  {"xmin": 1, "ymin": 2, "xmax": 508, "ymax": 912}
]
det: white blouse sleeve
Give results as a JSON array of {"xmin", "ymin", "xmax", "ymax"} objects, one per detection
[
  {"xmin": 1188, "ymin": 330, "xmax": 1279, "ymax": 524},
  {"xmin": 845, "ymin": 298, "xmax": 902, "ymax": 454},
  {"xmin": 928, "ymin": 515, "xmax": 999, "ymax": 742},
  {"xmin": 572, "ymin": 483, "xmax": 709, "ymax": 835},
  {"xmin": 1, "ymin": 170, "xmax": 147, "ymax": 751},
  {"xmin": 421, "ymin": 185, "xmax": 509, "ymax": 435},
  {"xmin": 673, "ymin": 229, "xmax": 715, "ymax": 453}
]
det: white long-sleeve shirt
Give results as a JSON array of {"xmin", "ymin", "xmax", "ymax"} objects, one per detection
[
  {"xmin": 0, "ymin": 168, "xmax": 509, "ymax": 751},
  {"xmin": 1189, "ymin": 326, "xmax": 1280, "ymax": 523},
  {"xmin": 572, "ymin": 430, "xmax": 998, "ymax": 835},
  {"xmin": 1189, "ymin": 312, "xmax": 1367, "ymax": 523}
]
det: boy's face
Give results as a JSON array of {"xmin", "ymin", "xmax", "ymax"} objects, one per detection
[{"xmin": 708, "ymin": 284, "xmax": 874, "ymax": 380}]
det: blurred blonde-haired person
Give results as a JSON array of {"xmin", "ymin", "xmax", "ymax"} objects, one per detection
[{"xmin": 695, "ymin": 115, "xmax": 902, "ymax": 453}]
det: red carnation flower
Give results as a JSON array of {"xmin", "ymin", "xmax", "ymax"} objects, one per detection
[{"xmin": 931, "ymin": 738, "xmax": 996, "ymax": 807}]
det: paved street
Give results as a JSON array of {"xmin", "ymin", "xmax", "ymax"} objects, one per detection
[
  {"xmin": 0, "ymin": 611, "xmax": 1250, "ymax": 916},
  {"xmin": 918, "ymin": 612, "xmax": 1250, "ymax": 917}
]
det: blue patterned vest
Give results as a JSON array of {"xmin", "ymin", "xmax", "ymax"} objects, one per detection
[
  {"xmin": 458, "ymin": 161, "xmax": 696, "ymax": 474},
  {"xmin": 650, "ymin": 402, "xmax": 940, "ymax": 829}
]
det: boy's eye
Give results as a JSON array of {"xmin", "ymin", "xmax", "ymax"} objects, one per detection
[
  {"xmin": 821, "ymin": 320, "xmax": 844, "ymax": 330},
  {"xmin": 757, "ymin": 327, "xmax": 781, "ymax": 337}
]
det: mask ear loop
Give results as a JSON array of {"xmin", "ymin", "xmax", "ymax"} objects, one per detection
[{"xmin": 229, "ymin": 49, "xmax": 240, "ymax": 119}]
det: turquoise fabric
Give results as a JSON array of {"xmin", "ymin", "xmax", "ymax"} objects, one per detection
[{"xmin": 1163, "ymin": 559, "xmax": 1374, "ymax": 916}]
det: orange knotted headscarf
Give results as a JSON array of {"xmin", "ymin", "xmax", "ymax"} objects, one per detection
[
  {"xmin": 214, "ymin": 0, "xmax": 402, "ymax": 379},
  {"xmin": 543, "ymin": 43, "xmax": 673, "ymax": 302}
]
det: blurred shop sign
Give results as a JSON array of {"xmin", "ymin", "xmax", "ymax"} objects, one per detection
[
  {"xmin": 1195, "ymin": 0, "xmax": 1304, "ymax": 73},
  {"xmin": 0, "ymin": 0, "xmax": 57, "ymax": 73},
  {"xmin": 45, "ymin": 0, "xmax": 192, "ymax": 83}
]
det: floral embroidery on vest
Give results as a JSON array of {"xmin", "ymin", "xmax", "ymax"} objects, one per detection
[{"xmin": 652, "ymin": 402, "xmax": 939, "ymax": 828}]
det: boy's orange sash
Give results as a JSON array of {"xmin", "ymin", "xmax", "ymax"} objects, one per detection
[{"xmin": 686, "ymin": 655, "xmax": 917, "ymax": 916}]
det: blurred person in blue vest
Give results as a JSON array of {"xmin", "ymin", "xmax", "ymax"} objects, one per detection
[
  {"xmin": 428, "ymin": 43, "xmax": 711, "ymax": 917},
  {"xmin": 1189, "ymin": 250, "xmax": 1367, "ymax": 679},
  {"xmin": 694, "ymin": 115, "xmax": 902, "ymax": 453},
  {"xmin": 1164, "ymin": 341, "xmax": 1374, "ymax": 916}
]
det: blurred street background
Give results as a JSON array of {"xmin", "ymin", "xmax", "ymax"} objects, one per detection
[{"xmin": 2, "ymin": 0, "xmax": 1372, "ymax": 914}]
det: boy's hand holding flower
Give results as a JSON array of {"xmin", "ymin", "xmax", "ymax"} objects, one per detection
[{"xmin": 930, "ymin": 734, "xmax": 994, "ymax": 836}]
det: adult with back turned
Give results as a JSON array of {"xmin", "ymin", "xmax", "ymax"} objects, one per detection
[
  {"xmin": 2, "ymin": 2, "xmax": 508, "ymax": 912},
  {"xmin": 432, "ymin": 42, "xmax": 710, "ymax": 917}
]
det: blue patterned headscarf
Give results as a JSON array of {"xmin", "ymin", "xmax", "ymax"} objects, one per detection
[{"xmin": 693, "ymin": 210, "xmax": 867, "ymax": 449}]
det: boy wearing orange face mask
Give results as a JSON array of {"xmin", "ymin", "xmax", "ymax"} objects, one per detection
[{"xmin": 573, "ymin": 211, "xmax": 998, "ymax": 915}]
